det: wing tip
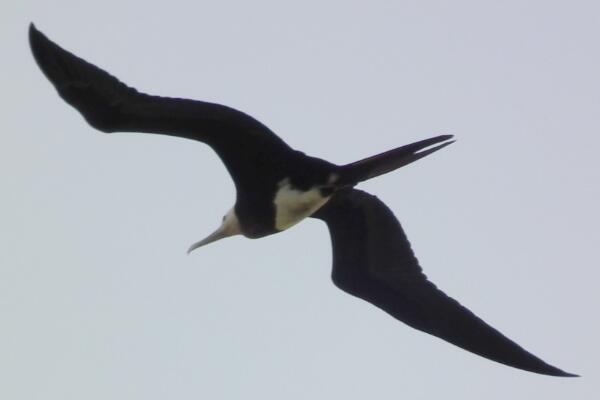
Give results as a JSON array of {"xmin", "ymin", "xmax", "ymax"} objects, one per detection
[
  {"xmin": 547, "ymin": 369, "xmax": 579, "ymax": 378},
  {"xmin": 28, "ymin": 22, "xmax": 57, "ymax": 82},
  {"xmin": 518, "ymin": 365, "xmax": 578, "ymax": 377},
  {"xmin": 501, "ymin": 356, "xmax": 579, "ymax": 377},
  {"xmin": 28, "ymin": 22, "xmax": 45, "ymax": 50}
]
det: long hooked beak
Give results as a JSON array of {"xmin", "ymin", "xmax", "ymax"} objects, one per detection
[
  {"xmin": 187, "ymin": 226, "xmax": 231, "ymax": 254},
  {"xmin": 187, "ymin": 208, "xmax": 242, "ymax": 254}
]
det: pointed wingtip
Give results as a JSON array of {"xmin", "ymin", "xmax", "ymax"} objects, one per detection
[
  {"xmin": 554, "ymin": 371, "xmax": 580, "ymax": 378},
  {"xmin": 29, "ymin": 22, "xmax": 37, "ymax": 43},
  {"xmin": 527, "ymin": 358, "xmax": 579, "ymax": 378},
  {"xmin": 526, "ymin": 364, "xmax": 579, "ymax": 378},
  {"xmin": 28, "ymin": 22, "xmax": 48, "ymax": 60},
  {"xmin": 29, "ymin": 22, "xmax": 41, "ymax": 41}
]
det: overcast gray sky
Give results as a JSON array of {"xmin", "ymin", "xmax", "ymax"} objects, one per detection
[{"xmin": 1, "ymin": 1, "xmax": 598, "ymax": 399}]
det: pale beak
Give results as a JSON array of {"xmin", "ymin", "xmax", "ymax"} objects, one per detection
[
  {"xmin": 188, "ymin": 208, "xmax": 242, "ymax": 254},
  {"xmin": 187, "ymin": 225, "xmax": 232, "ymax": 254}
]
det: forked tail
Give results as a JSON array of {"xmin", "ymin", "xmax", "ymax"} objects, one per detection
[{"xmin": 338, "ymin": 135, "xmax": 454, "ymax": 185}]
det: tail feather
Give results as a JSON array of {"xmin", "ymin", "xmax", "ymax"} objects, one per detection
[{"xmin": 339, "ymin": 135, "xmax": 455, "ymax": 185}]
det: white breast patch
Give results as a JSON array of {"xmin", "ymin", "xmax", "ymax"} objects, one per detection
[{"xmin": 273, "ymin": 178, "xmax": 331, "ymax": 231}]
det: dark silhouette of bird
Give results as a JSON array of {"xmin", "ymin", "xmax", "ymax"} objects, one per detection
[{"xmin": 28, "ymin": 23, "xmax": 576, "ymax": 377}]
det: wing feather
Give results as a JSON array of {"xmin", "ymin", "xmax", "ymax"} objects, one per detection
[
  {"xmin": 29, "ymin": 24, "xmax": 294, "ymax": 188},
  {"xmin": 312, "ymin": 189, "xmax": 576, "ymax": 377}
]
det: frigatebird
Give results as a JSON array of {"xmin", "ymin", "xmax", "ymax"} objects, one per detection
[{"xmin": 29, "ymin": 24, "xmax": 576, "ymax": 377}]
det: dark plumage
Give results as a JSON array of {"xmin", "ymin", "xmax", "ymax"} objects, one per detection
[
  {"xmin": 29, "ymin": 23, "xmax": 576, "ymax": 377},
  {"xmin": 313, "ymin": 189, "xmax": 575, "ymax": 376}
]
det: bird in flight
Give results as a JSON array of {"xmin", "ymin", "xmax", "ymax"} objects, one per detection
[{"xmin": 29, "ymin": 23, "xmax": 576, "ymax": 377}]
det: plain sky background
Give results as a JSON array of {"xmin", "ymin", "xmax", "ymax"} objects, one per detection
[{"xmin": 1, "ymin": 1, "xmax": 598, "ymax": 399}]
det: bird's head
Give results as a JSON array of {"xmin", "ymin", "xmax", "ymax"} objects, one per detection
[{"xmin": 187, "ymin": 208, "xmax": 242, "ymax": 253}]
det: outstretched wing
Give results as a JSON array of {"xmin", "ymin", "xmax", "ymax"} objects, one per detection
[
  {"xmin": 29, "ymin": 24, "xmax": 295, "ymax": 189},
  {"xmin": 312, "ymin": 189, "xmax": 575, "ymax": 377}
]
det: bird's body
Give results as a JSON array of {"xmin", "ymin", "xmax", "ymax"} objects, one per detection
[
  {"xmin": 232, "ymin": 151, "xmax": 339, "ymax": 238},
  {"xmin": 29, "ymin": 24, "xmax": 576, "ymax": 377}
]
